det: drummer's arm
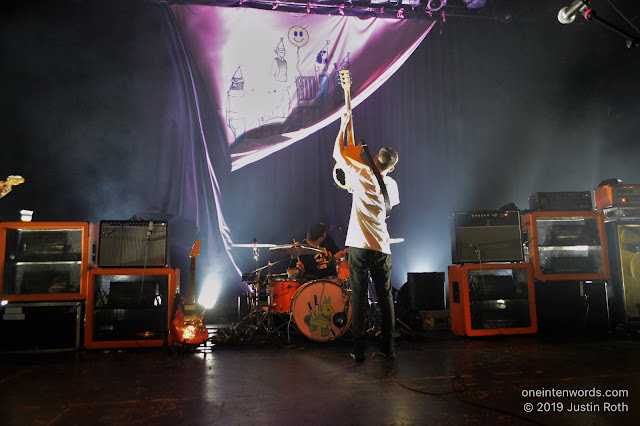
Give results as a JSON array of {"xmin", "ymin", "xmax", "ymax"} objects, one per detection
[
  {"xmin": 287, "ymin": 260, "xmax": 305, "ymax": 279},
  {"xmin": 333, "ymin": 111, "xmax": 351, "ymax": 166},
  {"xmin": 334, "ymin": 248, "xmax": 349, "ymax": 260}
]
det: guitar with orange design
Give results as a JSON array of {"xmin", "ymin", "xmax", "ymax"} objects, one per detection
[
  {"xmin": 0, "ymin": 175, "xmax": 24, "ymax": 199},
  {"xmin": 168, "ymin": 241, "xmax": 209, "ymax": 347}
]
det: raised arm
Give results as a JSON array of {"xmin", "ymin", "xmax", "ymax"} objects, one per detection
[{"xmin": 333, "ymin": 111, "xmax": 352, "ymax": 166}]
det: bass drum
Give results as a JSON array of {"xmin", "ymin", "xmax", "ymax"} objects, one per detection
[{"xmin": 290, "ymin": 279, "xmax": 351, "ymax": 342}]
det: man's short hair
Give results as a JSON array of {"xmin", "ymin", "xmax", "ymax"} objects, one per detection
[
  {"xmin": 307, "ymin": 223, "xmax": 327, "ymax": 241},
  {"xmin": 377, "ymin": 147, "xmax": 398, "ymax": 172}
]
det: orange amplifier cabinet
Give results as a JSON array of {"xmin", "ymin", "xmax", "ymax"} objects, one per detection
[
  {"xmin": 595, "ymin": 184, "xmax": 640, "ymax": 210},
  {"xmin": 448, "ymin": 263, "xmax": 537, "ymax": 337},
  {"xmin": 85, "ymin": 267, "xmax": 179, "ymax": 349},
  {"xmin": 522, "ymin": 211, "xmax": 610, "ymax": 282},
  {"xmin": 0, "ymin": 222, "xmax": 98, "ymax": 302}
]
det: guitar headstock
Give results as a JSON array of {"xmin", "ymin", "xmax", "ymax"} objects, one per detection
[
  {"xmin": 5, "ymin": 175, "xmax": 24, "ymax": 186},
  {"xmin": 339, "ymin": 70, "xmax": 352, "ymax": 90},
  {"xmin": 190, "ymin": 240, "xmax": 201, "ymax": 258}
]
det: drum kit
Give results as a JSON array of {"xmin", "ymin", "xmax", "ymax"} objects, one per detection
[
  {"xmin": 232, "ymin": 241, "xmax": 353, "ymax": 343},
  {"xmin": 231, "ymin": 238, "xmax": 404, "ymax": 344}
]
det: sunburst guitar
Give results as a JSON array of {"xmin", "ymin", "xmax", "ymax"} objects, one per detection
[
  {"xmin": 0, "ymin": 175, "xmax": 24, "ymax": 199},
  {"xmin": 169, "ymin": 241, "xmax": 209, "ymax": 347}
]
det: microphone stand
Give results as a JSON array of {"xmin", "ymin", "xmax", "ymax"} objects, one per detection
[{"xmin": 583, "ymin": 8, "xmax": 639, "ymax": 48}]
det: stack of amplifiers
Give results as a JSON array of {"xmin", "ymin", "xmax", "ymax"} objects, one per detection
[
  {"xmin": 595, "ymin": 184, "xmax": 640, "ymax": 210},
  {"xmin": 450, "ymin": 210, "xmax": 523, "ymax": 264},
  {"xmin": 98, "ymin": 220, "xmax": 168, "ymax": 268},
  {"xmin": 528, "ymin": 191, "xmax": 593, "ymax": 212}
]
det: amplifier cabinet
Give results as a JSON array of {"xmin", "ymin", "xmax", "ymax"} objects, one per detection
[
  {"xmin": 98, "ymin": 220, "xmax": 168, "ymax": 268},
  {"xmin": 595, "ymin": 184, "xmax": 640, "ymax": 210},
  {"xmin": 450, "ymin": 210, "xmax": 523, "ymax": 264},
  {"xmin": 448, "ymin": 263, "xmax": 537, "ymax": 337},
  {"xmin": 604, "ymin": 221, "xmax": 640, "ymax": 328},
  {"xmin": 528, "ymin": 191, "xmax": 592, "ymax": 212},
  {"xmin": 534, "ymin": 281, "xmax": 610, "ymax": 336},
  {"xmin": 0, "ymin": 301, "xmax": 83, "ymax": 352},
  {"xmin": 0, "ymin": 222, "xmax": 98, "ymax": 302},
  {"xmin": 522, "ymin": 211, "xmax": 610, "ymax": 282},
  {"xmin": 601, "ymin": 207, "xmax": 640, "ymax": 223},
  {"xmin": 405, "ymin": 272, "xmax": 446, "ymax": 311},
  {"xmin": 85, "ymin": 268, "xmax": 179, "ymax": 349}
]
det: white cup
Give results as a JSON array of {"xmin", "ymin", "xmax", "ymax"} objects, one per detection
[{"xmin": 20, "ymin": 210, "xmax": 33, "ymax": 222}]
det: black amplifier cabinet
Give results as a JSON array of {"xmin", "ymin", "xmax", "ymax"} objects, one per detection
[
  {"xmin": 0, "ymin": 302, "xmax": 83, "ymax": 352},
  {"xmin": 98, "ymin": 220, "xmax": 168, "ymax": 268},
  {"xmin": 534, "ymin": 281, "xmax": 610, "ymax": 337},
  {"xmin": 529, "ymin": 191, "xmax": 593, "ymax": 212},
  {"xmin": 450, "ymin": 210, "xmax": 523, "ymax": 264}
]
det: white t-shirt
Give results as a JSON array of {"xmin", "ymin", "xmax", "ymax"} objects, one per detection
[{"xmin": 343, "ymin": 165, "xmax": 399, "ymax": 254}]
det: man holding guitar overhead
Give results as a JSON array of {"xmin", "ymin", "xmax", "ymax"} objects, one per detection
[{"xmin": 333, "ymin": 70, "xmax": 399, "ymax": 362}]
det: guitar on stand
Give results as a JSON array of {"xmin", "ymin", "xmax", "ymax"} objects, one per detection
[{"xmin": 169, "ymin": 241, "xmax": 209, "ymax": 348}]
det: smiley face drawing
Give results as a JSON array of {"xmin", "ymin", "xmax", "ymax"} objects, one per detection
[{"xmin": 288, "ymin": 25, "xmax": 309, "ymax": 48}]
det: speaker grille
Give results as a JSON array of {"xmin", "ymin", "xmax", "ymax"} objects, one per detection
[{"xmin": 98, "ymin": 221, "xmax": 168, "ymax": 268}]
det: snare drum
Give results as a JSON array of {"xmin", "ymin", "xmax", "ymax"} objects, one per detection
[
  {"xmin": 270, "ymin": 277, "xmax": 303, "ymax": 313},
  {"xmin": 290, "ymin": 279, "xmax": 352, "ymax": 342},
  {"xmin": 335, "ymin": 256, "xmax": 349, "ymax": 283}
]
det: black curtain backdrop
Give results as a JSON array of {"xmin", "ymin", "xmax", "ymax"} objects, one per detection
[{"xmin": 2, "ymin": 0, "xmax": 640, "ymax": 307}]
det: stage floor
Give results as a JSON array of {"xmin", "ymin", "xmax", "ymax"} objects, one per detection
[{"xmin": 1, "ymin": 324, "xmax": 639, "ymax": 425}]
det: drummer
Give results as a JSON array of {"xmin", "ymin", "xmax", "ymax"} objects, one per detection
[{"xmin": 287, "ymin": 222, "xmax": 348, "ymax": 281}]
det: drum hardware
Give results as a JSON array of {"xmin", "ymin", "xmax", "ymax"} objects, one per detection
[{"xmin": 241, "ymin": 259, "xmax": 288, "ymax": 315}]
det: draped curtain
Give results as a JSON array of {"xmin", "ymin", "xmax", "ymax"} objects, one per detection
[{"xmin": 4, "ymin": 1, "xmax": 637, "ymax": 305}]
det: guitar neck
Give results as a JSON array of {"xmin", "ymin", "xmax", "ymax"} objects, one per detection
[
  {"xmin": 188, "ymin": 257, "xmax": 196, "ymax": 304},
  {"xmin": 343, "ymin": 88, "xmax": 355, "ymax": 146}
]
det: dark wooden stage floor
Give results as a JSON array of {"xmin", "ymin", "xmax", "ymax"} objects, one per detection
[{"xmin": 1, "ymin": 319, "xmax": 639, "ymax": 426}]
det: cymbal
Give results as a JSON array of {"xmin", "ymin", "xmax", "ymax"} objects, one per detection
[
  {"xmin": 232, "ymin": 243, "xmax": 277, "ymax": 248},
  {"xmin": 248, "ymin": 259, "xmax": 288, "ymax": 273},
  {"xmin": 269, "ymin": 243, "xmax": 324, "ymax": 256},
  {"xmin": 390, "ymin": 238, "xmax": 405, "ymax": 244}
]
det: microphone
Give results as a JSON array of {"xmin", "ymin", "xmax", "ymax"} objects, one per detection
[{"xmin": 558, "ymin": 0, "xmax": 589, "ymax": 25}]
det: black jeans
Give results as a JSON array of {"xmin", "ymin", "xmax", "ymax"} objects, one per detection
[{"xmin": 348, "ymin": 247, "xmax": 394, "ymax": 348}]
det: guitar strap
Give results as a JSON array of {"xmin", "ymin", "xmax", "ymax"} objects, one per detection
[{"xmin": 360, "ymin": 139, "xmax": 391, "ymax": 218}]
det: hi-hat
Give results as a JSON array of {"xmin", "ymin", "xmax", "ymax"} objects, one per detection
[
  {"xmin": 232, "ymin": 243, "xmax": 277, "ymax": 248},
  {"xmin": 269, "ymin": 243, "xmax": 324, "ymax": 256}
]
